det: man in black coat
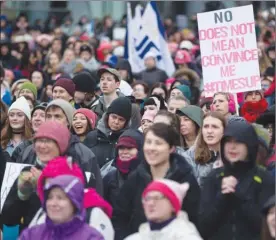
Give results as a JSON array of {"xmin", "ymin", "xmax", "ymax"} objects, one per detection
[
  {"xmin": 84, "ymin": 97, "xmax": 132, "ymax": 168},
  {"xmin": 134, "ymin": 51, "xmax": 168, "ymax": 88},
  {"xmin": 198, "ymin": 121, "xmax": 275, "ymax": 240}
]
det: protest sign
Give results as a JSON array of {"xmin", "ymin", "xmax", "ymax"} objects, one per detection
[
  {"xmin": 1, "ymin": 163, "xmax": 31, "ymax": 211},
  {"xmin": 197, "ymin": 5, "xmax": 261, "ymax": 97}
]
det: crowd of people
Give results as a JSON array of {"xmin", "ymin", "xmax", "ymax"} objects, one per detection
[{"xmin": 0, "ymin": 4, "xmax": 275, "ymax": 240}]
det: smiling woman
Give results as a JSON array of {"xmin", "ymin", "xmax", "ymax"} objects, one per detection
[{"xmin": 1, "ymin": 96, "xmax": 32, "ymax": 156}]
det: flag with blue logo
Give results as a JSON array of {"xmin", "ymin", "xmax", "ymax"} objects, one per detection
[{"xmin": 125, "ymin": 1, "xmax": 175, "ymax": 76}]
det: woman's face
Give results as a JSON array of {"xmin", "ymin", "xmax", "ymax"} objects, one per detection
[
  {"xmin": 46, "ymin": 187, "xmax": 75, "ymax": 224},
  {"xmin": 8, "ymin": 109, "xmax": 25, "ymax": 130},
  {"xmin": 118, "ymin": 147, "xmax": 138, "ymax": 161},
  {"xmin": 141, "ymin": 119, "xmax": 153, "ymax": 133},
  {"xmin": 212, "ymin": 94, "xmax": 229, "ymax": 116},
  {"xmin": 63, "ymin": 50, "xmax": 75, "ymax": 63},
  {"xmin": 267, "ymin": 206, "xmax": 276, "ymax": 238},
  {"xmin": 132, "ymin": 84, "xmax": 147, "ymax": 100},
  {"xmin": 152, "ymin": 88, "xmax": 166, "ymax": 100},
  {"xmin": 180, "ymin": 116, "xmax": 197, "ymax": 137},
  {"xmin": 34, "ymin": 138, "xmax": 60, "ymax": 163},
  {"xmin": 170, "ymin": 88, "xmax": 182, "ymax": 98},
  {"xmin": 143, "ymin": 190, "xmax": 174, "ymax": 223},
  {"xmin": 32, "ymin": 71, "xmax": 44, "ymax": 89},
  {"xmin": 261, "ymin": 79, "xmax": 271, "ymax": 91},
  {"xmin": 31, "ymin": 109, "xmax": 45, "ymax": 133},
  {"xmin": 245, "ymin": 91, "xmax": 262, "ymax": 103},
  {"xmin": 49, "ymin": 53, "xmax": 60, "ymax": 66},
  {"xmin": 18, "ymin": 89, "xmax": 35, "ymax": 101},
  {"xmin": 29, "ymin": 53, "xmax": 37, "ymax": 65},
  {"xmin": 224, "ymin": 138, "xmax": 248, "ymax": 163},
  {"xmin": 143, "ymin": 130, "xmax": 172, "ymax": 167},
  {"xmin": 52, "ymin": 40, "xmax": 62, "ymax": 53},
  {"xmin": 202, "ymin": 116, "xmax": 224, "ymax": 148},
  {"xmin": 265, "ymin": 124, "xmax": 274, "ymax": 142},
  {"xmin": 72, "ymin": 113, "xmax": 89, "ymax": 136},
  {"xmin": 144, "ymin": 105, "xmax": 158, "ymax": 116}
]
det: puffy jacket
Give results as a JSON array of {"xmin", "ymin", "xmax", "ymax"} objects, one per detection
[
  {"xmin": 124, "ymin": 211, "xmax": 202, "ymax": 240},
  {"xmin": 103, "ymin": 130, "xmax": 144, "ymax": 208},
  {"xmin": 113, "ymin": 153, "xmax": 200, "ymax": 240},
  {"xmin": 198, "ymin": 121, "xmax": 275, "ymax": 240},
  {"xmin": 84, "ymin": 113, "xmax": 129, "ymax": 168},
  {"xmin": 16, "ymin": 134, "xmax": 103, "ymax": 195},
  {"xmin": 134, "ymin": 67, "xmax": 168, "ymax": 88},
  {"xmin": 11, "ymin": 140, "xmax": 32, "ymax": 162}
]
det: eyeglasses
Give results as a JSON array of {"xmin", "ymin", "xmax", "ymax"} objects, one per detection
[{"xmin": 142, "ymin": 194, "xmax": 166, "ymax": 204}]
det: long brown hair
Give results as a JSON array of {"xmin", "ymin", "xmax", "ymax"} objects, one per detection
[
  {"xmin": 195, "ymin": 112, "xmax": 226, "ymax": 164},
  {"xmin": 1, "ymin": 113, "xmax": 33, "ymax": 149}
]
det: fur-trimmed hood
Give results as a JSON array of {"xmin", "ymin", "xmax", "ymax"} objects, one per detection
[{"xmin": 173, "ymin": 68, "xmax": 200, "ymax": 88}]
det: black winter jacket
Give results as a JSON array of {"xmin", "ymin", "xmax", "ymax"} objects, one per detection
[
  {"xmin": 103, "ymin": 130, "xmax": 144, "ymax": 208},
  {"xmin": 198, "ymin": 121, "xmax": 275, "ymax": 240},
  {"xmin": 15, "ymin": 134, "xmax": 103, "ymax": 195},
  {"xmin": 112, "ymin": 153, "xmax": 200, "ymax": 240},
  {"xmin": 84, "ymin": 113, "xmax": 128, "ymax": 168},
  {"xmin": 134, "ymin": 67, "xmax": 168, "ymax": 88}
]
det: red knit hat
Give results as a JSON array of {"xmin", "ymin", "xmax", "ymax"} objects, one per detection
[
  {"xmin": 142, "ymin": 179, "xmax": 190, "ymax": 214},
  {"xmin": 116, "ymin": 136, "xmax": 138, "ymax": 149},
  {"xmin": 37, "ymin": 156, "xmax": 85, "ymax": 201},
  {"xmin": 84, "ymin": 188, "xmax": 113, "ymax": 218},
  {"xmin": 74, "ymin": 108, "xmax": 98, "ymax": 129},
  {"xmin": 53, "ymin": 78, "xmax": 76, "ymax": 97},
  {"xmin": 34, "ymin": 121, "xmax": 70, "ymax": 155}
]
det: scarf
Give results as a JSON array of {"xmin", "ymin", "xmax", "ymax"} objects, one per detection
[{"xmin": 116, "ymin": 156, "xmax": 137, "ymax": 174}]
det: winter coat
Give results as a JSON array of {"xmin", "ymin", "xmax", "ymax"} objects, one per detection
[
  {"xmin": 113, "ymin": 153, "xmax": 200, "ymax": 240},
  {"xmin": 124, "ymin": 211, "xmax": 202, "ymax": 240},
  {"xmin": 83, "ymin": 113, "xmax": 129, "ymax": 168},
  {"xmin": 185, "ymin": 146, "xmax": 221, "ymax": 187},
  {"xmin": 198, "ymin": 121, "xmax": 275, "ymax": 240},
  {"xmin": 103, "ymin": 130, "xmax": 144, "ymax": 208},
  {"xmin": 29, "ymin": 189, "xmax": 114, "ymax": 240},
  {"xmin": 19, "ymin": 175, "xmax": 104, "ymax": 240},
  {"xmin": 11, "ymin": 140, "xmax": 32, "ymax": 162},
  {"xmin": 15, "ymin": 134, "xmax": 103, "ymax": 195},
  {"xmin": 241, "ymin": 98, "xmax": 268, "ymax": 123},
  {"xmin": 77, "ymin": 58, "xmax": 100, "ymax": 72},
  {"xmin": 135, "ymin": 67, "xmax": 168, "ymax": 88}
]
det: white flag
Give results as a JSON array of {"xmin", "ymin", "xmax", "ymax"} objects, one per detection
[{"xmin": 125, "ymin": 1, "xmax": 175, "ymax": 76}]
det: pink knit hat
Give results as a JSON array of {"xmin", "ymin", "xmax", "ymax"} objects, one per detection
[
  {"xmin": 174, "ymin": 50, "xmax": 191, "ymax": 64},
  {"xmin": 34, "ymin": 121, "xmax": 70, "ymax": 155},
  {"xmin": 37, "ymin": 156, "xmax": 85, "ymax": 201},
  {"xmin": 142, "ymin": 179, "xmax": 190, "ymax": 213},
  {"xmin": 141, "ymin": 111, "xmax": 156, "ymax": 123},
  {"xmin": 74, "ymin": 108, "xmax": 98, "ymax": 129}
]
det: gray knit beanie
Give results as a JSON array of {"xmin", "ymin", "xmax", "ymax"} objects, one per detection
[{"xmin": 46, "ymin": 99, "xmax": 75, "ymax": 127}]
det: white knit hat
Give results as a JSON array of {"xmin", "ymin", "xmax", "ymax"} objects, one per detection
[
  {"xmin": 142, "ymin": 179, "xmax": 190, "ymax": 213},
  {"xmin": 144, "ymin": 51, "xmax": 156, "ymax": 60},
  {"xmin": 180, "ymin": 40, "xmax": 194, "ymax": 50},
  {"xmin": 8, "ymin": 96, "xmax": 31, "ymax": 120}
]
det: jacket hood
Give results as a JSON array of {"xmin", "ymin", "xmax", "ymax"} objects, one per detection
[
  {"xmin": 173, "ymin": 68, "xmax": 200, "ymax": 88},
  {"xmin": 221, "ymin": 121, "xmax": 259, "ymax": 169},
  {"xmin": 43, "ymin": 175, "xmax": 85, "ymax": 221},
  {"xmin": 114, "ymin": 129, "xmax": 144, "ymax": 170},
  {"xmin": 97, "ymin": 112, "xmax": 129, "ymax": 138}
]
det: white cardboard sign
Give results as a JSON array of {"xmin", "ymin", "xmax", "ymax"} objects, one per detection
[
  {"xmin": 197, "ymin": 5, "xmax": 261, "ymax": 97},
  {"xmin": 1, "ymin": 163, "xmax": 31, "ymax": 211}
]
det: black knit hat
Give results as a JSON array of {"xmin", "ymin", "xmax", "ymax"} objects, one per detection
[
  {"xmin": 73, "ymin": 72, "xmax": 96, "ymax": 93},
  {"xmin": 106, "ymin": 97, "xmax": 132, "ymax": 122}
]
